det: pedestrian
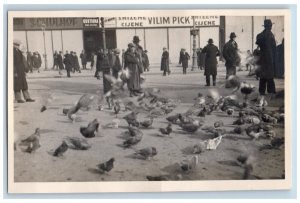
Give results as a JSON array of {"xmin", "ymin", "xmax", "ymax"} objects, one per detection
[
  {"xmin": 90, "ymin": 52, "xmax": 95, "ymax": 70},
  {"xmin": 73, "ymin": 52, "xmax": 81, "ymax": 73},
  {"xmin": 161, "ymin": 47, "xmax": 170, "ymax": 76},
  {"xmin": 142, "ymin": 50, "xmax": 150, "ymax": 72},
  {"xmin": 179, "ymin": 48, "xmax": 184, "ymax": 66},
  {"xmin": 202, "ymin": 38, "xmax": 220, "ymax": 86},
  {"xmin": 132, "ymin": 36, "xmax": 144, "ymax": 75},
  {"xmin": 112, "ymin": 48, "xmax": 122, "ymax": 79},
  {"xmin": 275, "ymin": 38, "xmax": 284, "ymax": 78},
  {"xmin": 101, "ymin": 49, "xmax": 113, "ymax": 108},
  {"xmin": 222, "ymin": 32, "xmax": 240, "ymax": 79},
  {"xmin": 95, "ymin": 49, "xmax": 104, "ymax": 79},
  {"xmin": 256, "ymin": 19, "xmax": 277, "ymax": 103},
  {"xmin": 13, "ymin": 39, "xmax": 35, "ymax": 103},
  {"xmin": 80, "ymin": 50, "xmax": 87, "ymax": 70},
  {"xmin": 63, "ymin": 51, "xmax": 72, "ymax": 78},
  {"xmin": 53, "ymin": 50, "xmax": 59, "ymax": 70},
  {"xmin": 26, "ymin": 51, "xmax": 33, "ymax": 73},
  {"xmin": 124, "ymin": 43, "xmax": 141, "ymax": 97},
  {"xmin": 32, "ymin": 51, "xmax": 42, "ymax": 73},
  {"xmin": 179, "ymin": 48, "xmax": 190, "ymax": 74},
  {"xmin": 57, "ymin": 51, "xmax": 64, "ymax": 75},
  {"xmin": 245, "ymin": 50, "xmax": 253, "ymax": 72}
]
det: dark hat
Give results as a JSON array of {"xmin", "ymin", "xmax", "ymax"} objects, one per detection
[
  {"xmin": 263, "ymin": 19, "xmax": 274, "ymax": 27},
  {"xmin": 230, "ymin": 32, "xmax": 237, "ymax": 38},
  {"xmin": 128, "ymin": 43, "xmax": 134, "ymax": 47},
  {"xmin": 208, "ymin": 38, "xmax": 214, "ymax": 44},
  {"xmin": 133, "ymin": 36, "xmax": 140, "ymax": 43},
  {"xmin": 144, "ymin": 50, "xmax": 148, "ymax": 53}
]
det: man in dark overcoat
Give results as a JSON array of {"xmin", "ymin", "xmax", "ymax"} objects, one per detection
[
  {"xmin": 111, "ymin": 48, "xmax": 122, "ymax": 79},
  {"xmin": 202, "ymin": 39, "xmax": 220, "ymax": 86},
  {"xmin": 161, "ymin": 47, "xmax": 170, "ymax": 76},
  {"xmin": 179, "ymin": 49, "xmax": 190, "ymax": 74},
  {"xmin": 142, "ymin": 50, "xmax": 150, "ymax": 72},
  {"xmin": 57, "ymin": 51, "xmax": 64, "ymax": 75},
  {"xmin": 13, "ymin": 39, "xmax": 35, "ymax": 103},
  {"xmin": 80, "ymin": 50, "xmax": 87, "ymax": 70},
  {"xmin": 53, "ymin": 51, "xmax": 59, "ymax": 70},
  {"xmin": 95, "ymin": 49, "xmax": 104, "ymax": 79},
  {"xmin": 256, "ymin": 19, "xmax": 277, "ymax": 98},
  {"xmin": 73, "ymin": 52, "xmax": 81, "ymax": 73},
  {"xmin": 63, "ymin": 51, "xmax": 72, "ymax": 78},
  {"xmin": 26, "ymin": 51, "xmax": 33, "ymax": 73},
  {"xmin": 222, "ymin": 32, "xmax": 240, "ymax": 79}
]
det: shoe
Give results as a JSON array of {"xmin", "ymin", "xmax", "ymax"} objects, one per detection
[
  {"xmin": 205, "ymin": 84, "xmax": 210, "ymax": 87},
  {"xmin": 26, "ymin": 98, "xmax": 35, "ymax": 102},
  {"xmin": 135, "ymin": 89, "xmax": 143, "ymax": 94},
  {"xmin": 17, "ymin": 100, "xmax": 25, "ymax": 103}
]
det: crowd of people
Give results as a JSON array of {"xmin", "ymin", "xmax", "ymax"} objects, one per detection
[{"xmin": 13, "ymin": 19, "xmax": 284, "ymax": 106}]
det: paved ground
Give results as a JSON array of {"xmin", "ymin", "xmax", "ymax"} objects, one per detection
[{"xmin": 13, "ymin": 64, "xmax": 285, "ymax": 182}]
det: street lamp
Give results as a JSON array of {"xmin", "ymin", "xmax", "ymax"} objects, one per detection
[
  {"xmin": 190, "ymin": 16, "xmax": 199, "ymax": 71},
  {"xmin": 41, "ymin": 23, "xmax": 48, "ymax": 70}
]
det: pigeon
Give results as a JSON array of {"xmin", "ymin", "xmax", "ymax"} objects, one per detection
[
  {"xmin": 139, "ymin": 117, "xmax": 154, "ymax": 128},
  {"xmin": 128, "ymin": 126, "xmax": 143, "ymax": 137},
  {"xmin": 134, "ymin": 147, "xmax": 157, "ymax": 160},
  {"xmin": 225, "ymin": 75, "xmax": 241, "ymax": 91},
  {"xmin": 178, "ymin": 114, "xmax": 195, "ymax": 125},
  {"xmin": 197, "ymin": 107, "xmax": 207, "ymax": 117},
  {"xmin": 146, "ymin": 174, "xmax": 182, "ymax": 181},
  {"xmin": 193, "ymin": 93, "xmax": 206, "ymax": 107},
  {"xmin": 20, "ymin": 128, "xmax": 40, "ymax": 143},
  {"xmin": 53, "ymin": 141, "xmax": 68, "ymax": 157},
  {"xmin": 193, "ymin": 142, "xmax": 206, "ymax": 154},
  {"xmin": 123, "ymin": 111, "xmax": 139, "ymax": 127},
  {"xmin": 240, "ymin": 82, "xmax": 255, "ymax": 100},
  {"xmin": 270, "ymin": 137, "xmax": 284, "ymax": 149},
  {"xmin": 25, "ymin": 138, "xmax": 41, "ymax": 153},
  {"xmin": 166, "ymin": 114, "xmax": 180, "ymax": 124},
  {"xmin": 233, "ymin": 117, "xmax": 246, "ymax": 125},
  {"xmin": 113, "ymin": 100, "xmax": 121, "ymax": 118},
  {"xmin": 67, "ymin": 94, "xmax": 95, "ymax": 122},
  {"xmin": 247, "ymin": 130, "xmax": 265, "ymax": 140},
  {"xmin": 80, "ymin": 119, "xmax": 100, "ymax": 138},
  {"xmin": 214, "ymin": 121, "xmax": 224, "ymax": 128},
  {"xmin": 62, "ymin": 108, "xmax": 69, "ymax": 115},
  {"xmin": 64, "ymin": 137, "xmax": 91, "ymax": 150},
  {"xmin": 226, "ymin": 108, "xmax": 234, "ymax": 116},
  {"xmin": 179, "ymin": 123, "xmax": 200, "ymax": 133},
  {"xmin": 97, "ymin": 158, "xmax": 115, "ymax": 173},
  {"xmin": 180, "ymin": 156, "xmax": 199, "ymax": 173},
  {"xmin": 237, "ymin": 154, "xmax": 255, "ymax": 180},
  {"xmin": 159, "ymin": 123, "xmax": 172, "ymax": 136},
  {"xmin": 123, "ymin": 135, "xmax": 142, "ymax": 148},
  {"xmin": 40, "ymin": 105, "xmax": 47, "ymax": 112}
]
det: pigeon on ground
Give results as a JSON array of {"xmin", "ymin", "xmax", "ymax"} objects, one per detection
[
  {"xmin": 146, "ymin": 174, "xmax": 182, "ymax": 181},
  {"xmin": 180, "ymin": 156, "xmax": 199, "ymax": 173},
  {"xmin": 97, "ymin": 158, "xmax": 115, "ymax": 173},
  {"xmin": 214, "ymin": 120, "xmax": 224, "ymax": 128},
  {"xmin": 113, "ymin": 100, "xmax": 121, "ymax": 118},
  {"xmin": 159, "ymin": 123, "xmax": 172, "ymax": 137},
  {"xmin": 64, "ymin": 137, "xmax": 91, "ymax": 150},
  {"xmin": 53, "ymin": 141, "xmax": 68, "ymax": 157},
  {"xmin": 123, "ymin": 111, "xmax": 139, "ymax": 127},
  {"xmin": 179, "ymin": 123, "xmax": 200, "ymax": 133},
  {"xmin": 134, "ymin": 147, "xmax": 157, "ymax": 160},
  {"xmin": 139, "ymin": 117, "xmax": 154, "ymax": 128},
  {"xmin": 21, "ymin": 128, "xmax": 40, "ymax": 144},
  {"xmin": 128, "ymin": 126, "xmax": 143, "ymax": 137},
  {"xmin": 24, "ymin": 138, "xmax": 41, "ymax": 153},
  {"xmin": 123, "ymin": 135, "xmax": 142, "ymax": 148},
  {"xmin": 80, "ymin": 119, "xmax": 100, "ymax": 138},
  {"xmin": 166, "ymin": 114, "xmax": 180, "ymax": 124}
]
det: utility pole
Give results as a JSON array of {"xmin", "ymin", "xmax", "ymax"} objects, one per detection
[
  {"xmin": 41, "ymin": 23, "xmax": 48, "ymax": 70},
  {"xmin": 191, "ymin": 16, "xmax": 199, "ymax": 71}
]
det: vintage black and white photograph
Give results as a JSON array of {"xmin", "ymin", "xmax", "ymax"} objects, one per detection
[{"xmin": 8, "ymin": 10, "xmax": 291, "ymax": 193}]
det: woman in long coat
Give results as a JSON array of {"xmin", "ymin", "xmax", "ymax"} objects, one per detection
[
  {"xmin": 161, "ymin": 47, "xmax": 170, "ymax": 76},
  {"xmin": 202, "ymin": 39, "xmax": 220, "ymax": 86},
  {"xmin": 63, "ymin": 53, "xmax": 72, "ymax": 78},
  {"xmin": 179, "ymin": 49, "xmax": 190, "ymax": 74},
  {"xmin": 125, "ymin": 43, "xmax": 141, "ymax": 97}
]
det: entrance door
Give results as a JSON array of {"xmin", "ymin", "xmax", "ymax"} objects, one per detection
[{"xmin": 83, "ymin": 29, "xmax": 116, "ymax": 61}]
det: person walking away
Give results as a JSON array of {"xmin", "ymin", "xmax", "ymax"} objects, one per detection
[
  {"xmin": 196, "ymin": 48, "xmax": 201, "ymax": 69},
  {"xmin": 53, "ymin": 50, "xmax": 59, "ymax": 70},
  {"xmin": 179, "ymin": 48, "xmax": 184, "ymax": 66},
  {"xmin": 202, "ymin": 38, "xmax": 220, "ymax": 86},
  {"xmin": 276, "ymin": 38, "xmax": 284, "ymax": 78},
  {"xmin": 112, "ymin": 48, "xmax": 122, "ymax": 79},
  {"xmin": 95, "ymin": 49, "xmax": 104, "ymax": 80},
  {"xmin": 222, "ymin": 32, "xmax": 240, "ymax": 79},
  {"xmin": 57, "ymin": 51, "xmax": 64, "ymax": 75},
  {"xmin": 161, "ymin": 47, "xmax": 170, "ymax": 76},
  {"xmin": 80, "ymin": 50, "xmax": 87, "ymax": 70},
  {"xmin": 180, "ymin": 49, "xmax": 190, "ymax": 74},
  {"xmin": 124, "ymin": 43, "xmax": 141, "ymax": 97},
  {"xmin": 73, "ymin": 52, "xmax": 81, "ymax": 73},
  {"xmin": 63, "ymin": 52, "xmax": 72, "ymax": 78},
  {"xmin": 26, "ymin": 51, "xmax": 33, "ymax": 73},
  {"xmin": 32, "ymin": 52, "xmax": 42, "ymax": 73},
  {"xmin": 90, "ymin": 52, "xmax": 95, "ymax": 70},
  {"xmin": 13, "ymin": 39, "xmax": 35, "ymax": 103},
  {"xmin": 142, "ymin": 50, "xmax": 150, "ymax": 72},
  {"xmin": 256, "ymin": 19, "xmax": 277, "ymax": 104},
  {"xmin": 245, "ymin": 50, "xmax": 253, "ymax": 72}
]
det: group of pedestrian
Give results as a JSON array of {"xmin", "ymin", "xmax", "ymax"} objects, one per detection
[{"xmin": 26, "ymin": 51, "xmax": 42, "ymax": 73}]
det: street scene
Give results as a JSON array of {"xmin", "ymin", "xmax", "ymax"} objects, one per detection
[{"xmin": 11, "ymin": 13, "xmax": 285, "ymax": 183}]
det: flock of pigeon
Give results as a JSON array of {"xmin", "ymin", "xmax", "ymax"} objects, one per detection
[{"xmin": 15, "ymin": 71, "xmax": 285, "ymax": 181}]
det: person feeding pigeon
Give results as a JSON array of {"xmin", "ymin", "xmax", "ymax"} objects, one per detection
[
  {"xmin": 256, "ymin": 19, "xmax": 277, "ymax": 104},
  {"xmin": 201, "ymin": 39, "xmax": 220, "ymax": 86}
]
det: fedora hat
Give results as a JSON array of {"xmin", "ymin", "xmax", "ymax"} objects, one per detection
[
  {"xmin": 207, "ymin": 38, "xmax": 214, "ymax": 44},
  {"xmin": 133, "ymin": 36, "xmax": 140, "ymax": 43},
  {"xmin": 13, "ymin": 39, "xmax": 21, "ymax": 46},
  {"xmin": 230, "ymin": 32, "xmax": 237, "ymax": 38},
  {"xmin": 263, "ymin": 19, "xmax": 274, "ymax": 27}
]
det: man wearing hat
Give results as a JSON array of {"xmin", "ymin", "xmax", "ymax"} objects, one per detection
[
  {"xmin": 179, "ymin": 48, "xmax": 190, "ymax": 74},
  {"xmin": 13, "ymin": 39, "xmax": 35, "ymax": 103},
  {"xmin": 132, "ymin": 36, "xmax": 144, "ymax": 92},
  {"xmin": 255, "ymin": 19, "xmax": 277, "ymax": 104},
  {"xmin": 201, "ymin": 39, "xmax": 220, "ymax": 86},
  {"xmin": 161, "ymin": 47, "xmax": 170, "ymax": 76},
  {"xmin": 142, "ymin": 50, "xmax": 150, "ymax": 72},
  {"xmin": 222, "ymin": 32, "xmax": 240, "ymax": 79}
]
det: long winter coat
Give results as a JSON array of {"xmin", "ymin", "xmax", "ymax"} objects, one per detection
[
  {"xmin": 202, "ymin": 44, "xmax": 220, "ymax": 76},
  {"xmin": 275, "ymin": 42, "xmax": 284, "ymax": 78},
  {"xmin": 32, "ymin": 54, "xmax": 42, "ymax": 69},
  {"xmin": 96, "ymin": 52, "xmax": 104, "ymax": 71},
  {"xmin": 63, "ymin": 54, "xmax": 73, "ymax": 71},
  {"xmin": 111, "ymin": 54, "xmax": 122, "ymax": 78},
  {"xmin": 142, "ymin": 53, "xmax": 150, "ymax": 70},
  {"xmin": 14, "ymin": 47, "xmax": 28, "ymax": 91},
  {"xmin": 160, "ymin": 51, "xmax": 169, "ymax": 71},
  {"xmin": 134, "ymin": 44, "xmax": 144, "ymax": 73},
  {"xmin": 80, "ymin": 53, "xmax": 87, "ymax": 65},
  {"xmin": 256, "ymin": 29, "xmax": 277, "ymax": 79},
  {"xmin": 125, "ymin": 50, "xmax": 141, "ymax": 91},
  {"xmin": 222, "ymin": 39, "xmax": 240, "ymax": 67},
  {"xmin": 57, "ymin": 54, "xmax": 64, "ymax": 70},
  {"xmin": 180, "ymin": 52, "xmax": 190, "ymax": 68}
]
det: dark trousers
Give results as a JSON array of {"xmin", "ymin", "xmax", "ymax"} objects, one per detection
[
  {"xmin": 66, "ymin": 70, "xmax": 71, "ymax": 77},
  {"xmin": 259, "ymin": 78, "xmax": 276, "ymax": 95},
  {"xmin": 206, "ymin": 75, "xmax": 216, "ymax": 86},
  {"xmin": 225, "ymin": 65, "xmax": 236, "ymax": 79},
  {"xmin": 183, "ymin": 67, "xmax": 187, "ymax": 74}
]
